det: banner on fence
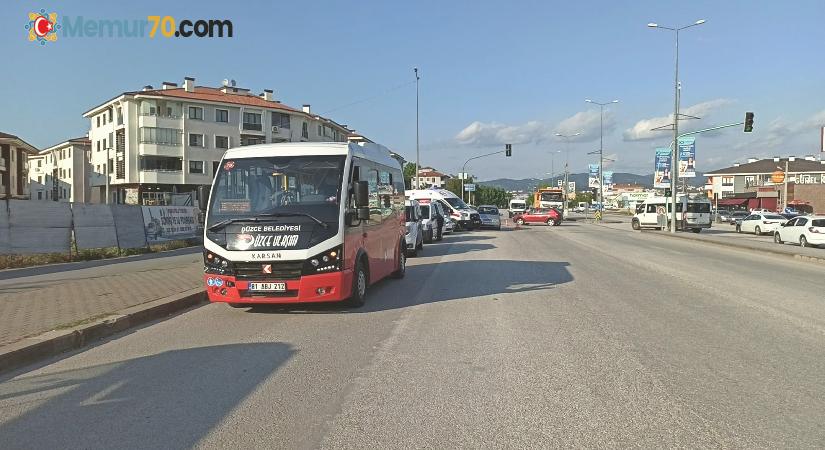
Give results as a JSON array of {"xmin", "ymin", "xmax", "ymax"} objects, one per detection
[{"xmin": 141, "ymin": 206, "xmax": 200, "ymax": 243}]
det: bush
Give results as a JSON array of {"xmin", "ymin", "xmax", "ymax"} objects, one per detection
[{"xmin": 0, "ymin": 239, "xmax": 197, "ymax": 270}]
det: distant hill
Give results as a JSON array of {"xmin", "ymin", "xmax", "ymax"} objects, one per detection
[{"xmin": 479, "ymin": 172, "xmax": 705, "ymax": 192}]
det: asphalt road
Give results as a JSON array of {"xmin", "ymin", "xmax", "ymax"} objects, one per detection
[{"xmin": 2, "ymin": 222, "xmax": 825, "ymax": 448}]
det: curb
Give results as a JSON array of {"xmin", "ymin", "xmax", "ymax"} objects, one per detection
[
  {"xmin": 0, "ymin": 288, "xmax": 206, "ymax": 375},
  {"xmin": 591, "ymin": 221, "xmax": 825, "ymax": 265}
]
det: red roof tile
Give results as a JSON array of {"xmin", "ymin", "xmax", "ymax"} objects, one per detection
[{"xmin": 133, "ymin": 86, "xmax": 301, "ymax": 112}]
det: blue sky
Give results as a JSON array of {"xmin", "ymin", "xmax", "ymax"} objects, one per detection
[{"xmin": 2, "ymin": 0, "xmax": 824, "ymax": 180}]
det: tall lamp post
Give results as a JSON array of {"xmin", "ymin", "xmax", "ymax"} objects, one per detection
[
  {"xmin": 585, "ymin": 98, "xmax": 619, "ymax": 216},
  {"xmin": 414, "ymin": 67, "xmax": 420, "ymax": 190},
  {"xmin": 555, "ymin": 132, "xmax": 581, "ymax": 215},
  {"xmin": 648, "ymin": 19, "xmax": 706, "ymax": 232}
]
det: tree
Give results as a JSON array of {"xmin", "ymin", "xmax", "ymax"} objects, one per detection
[
  {"xmin": 474, "ymin": 185, "xmax": 511, "ymax": 207},
  {"xmin": 403, "ymin": 162, "xmax": 417, "ymax": 189}
]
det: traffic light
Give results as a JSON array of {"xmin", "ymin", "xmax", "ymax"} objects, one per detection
[
  {"xmin": 744, "ymin": 112, "xmax": 754, "ymax": 132},
  {"xmin": 505, "ymin": 144, "xmax": 512, "ymax": 157}
]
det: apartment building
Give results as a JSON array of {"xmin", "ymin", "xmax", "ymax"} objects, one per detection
[
  {"xmin": 705, "ymin": 155, "xmax": 825, "ymax": 212},
  {"xmin": 411, "ymin": 167, "xmax": 450, "ymax": 189},
  {"xmin": 82, "ymin": 77, "xmax": 351, "ymax": 205},
  {"xmin": 0, "ymin": 132, "xmax": 38, "ymax": 199},
  {"xmin": 29, "ymin": 137, "xmax": 92, "ymax": 202}
]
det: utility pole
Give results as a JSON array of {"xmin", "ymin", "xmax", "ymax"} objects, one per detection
[
  {"xmin": 585, "ymin": 99, "xmax": 619, "ymax": 218},
  {"xmin": 555, "ymin": 132, "xmax": 581, "ymax": 216},
  {"xmin": 414, "ymin": 67, "xmax": 420, "ymax": 191},
  {"xmin": 648, "ymin": 19, "xmax": 706, "ymax": 232}
]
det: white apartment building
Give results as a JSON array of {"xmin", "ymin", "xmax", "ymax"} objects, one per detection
[
  {"xmin": 0, "ymin": 132, "xmax": 38, "ymax": 200},
  {"xmin": 411, "ymin": 167, "xmax": 449, "ymax": 189},
  {"xmin": 29, "ymin": 137, "xmax": 92, "ymax": 202},
  {"xmin": 82, "ymin": 77, "xmax": 351, "ymax": 205}
]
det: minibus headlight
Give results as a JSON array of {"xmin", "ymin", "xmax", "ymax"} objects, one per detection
[
  {"xmin": 303, "ymin": 246, "xmax": 342, "ymax": 275},
  {"xmin": 204, "ymin": 251, "xmax": 230, "ymax": 274}
]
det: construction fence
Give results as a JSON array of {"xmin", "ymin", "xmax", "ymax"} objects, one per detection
[{"xmin": 0, "ymin": 200, "xmax": 201, "ymax": 255}]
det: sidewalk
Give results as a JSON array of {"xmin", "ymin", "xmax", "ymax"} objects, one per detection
[
  {"xmin": 0, "ymin": 248, "xmax": 204, "ymax": 348},
  {"xmin": 595, "ymin": 221, "xmax": 825, "ymax": 263}
]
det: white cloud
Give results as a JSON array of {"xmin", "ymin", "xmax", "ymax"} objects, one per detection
[
  {"xmin": 623, "ymin": 99, "xmax": 734, "ymax": 141},
  {"xmin": 454, "ymin": 109, "xmax": 616, "ymax": 147}
]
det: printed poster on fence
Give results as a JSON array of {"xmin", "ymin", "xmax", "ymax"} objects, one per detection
[
  {"xmin": 654, "ymin": 148, "xmax": 672, "ymax": 189},
  {"xmin": 678, "ymin": 137, "xmax": 697, "ymax": 178},
  {"xmin": 141, "ymin": 206, "xmax": 200, "ymax": 242},
  {"xmin": 588, "ymin": 164, "xmax": 600, "ymax": 188}
]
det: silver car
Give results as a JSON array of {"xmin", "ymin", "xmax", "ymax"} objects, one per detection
[{"xmin": 477, "ymin": 205, "xmax": 502, "ymax": 230}]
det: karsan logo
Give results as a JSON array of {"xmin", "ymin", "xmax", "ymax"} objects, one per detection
[
  {"xmin": 25, "ymin": 9, "xmax": 60, "ymax": 45},
  {"xmin": 26, "ymin": 11, "xmax": 233, "ymax": 44}
]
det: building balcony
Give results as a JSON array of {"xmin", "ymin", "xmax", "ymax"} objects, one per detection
[
  {"xmin": 139, "ymin": 142, "xmax": 184, "ymax": 158},
  {"xmin": 241, "ymin": 123, "xmax": 264, "ymax": 134},
  {"xmin": 139, "ymin": 170, "xmax": 183, "ymax": 185},
  {"xmin": 138, "ymin": 114, "xmax": 183, "ymax": 129}
]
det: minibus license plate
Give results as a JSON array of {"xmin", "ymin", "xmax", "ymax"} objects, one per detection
[{"xmin": 248, "ymin": 282, "xmax": 286, "ymax": 292}]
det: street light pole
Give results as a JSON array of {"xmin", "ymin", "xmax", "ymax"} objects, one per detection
[
  {"xmin": 461, "ymin": 149, "xmax": 508, "ymax": 203},
  {"xmin": 585, "ymin": 99, "xmax": 619, "ymax": 218},
  {"xmin": 555, "ymin": 132, "xmax": 581, "ymax": 216},
  {"xmin": 648, "ymin": 19, "xmax": 705, "ymax": 232},
  {"xmin": 414, "ymin": 67, "xmax": 420, "ymax": 191}
]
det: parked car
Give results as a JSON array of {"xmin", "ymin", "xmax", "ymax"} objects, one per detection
[
  {"xmin": 715, "ymin": 210, "xmax": 732, "ymax": 223},
  {"xmin": 405, "ymin": 200, "xmax": 424, "ymax": 256},
  {"xmin": 738, "ymin": 213, "xmax": 788, "ymax": 235},
  {"xmin": 774, "ymin": 215, "xmax": 825, "ymax": 248},
  {"xmin": 443, "ymin": 217, "xmax": 456, "ymax": 234},
  {"xmin": 729, "ymin": 211, "xmax": 749, "ymax": 225},
  {"xmin": 513, "ymin": 208, "xmax": 562, "ymax": 226},
  {"xmin": 573, "ymin": 205, "xmax": 586, "ymax": 213},
  {"xmin": 476, "ymin": 205, "xmax": 502, "ymax": 230}
]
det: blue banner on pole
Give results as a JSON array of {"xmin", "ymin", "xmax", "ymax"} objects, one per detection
[
  {"xmin": 678, "ymin": 137, "xmax": 696, "ymax": 178},
  {"xmin": 602, "ymin": 171, "xmax": 613, "ymax": 190},
  {"xmin": 654, "ymin": 148, "xmax": 672, "ymax": 188},
  {"xmin": 588, "ymin": 164, "xmax": 600, "ymax": 188}
]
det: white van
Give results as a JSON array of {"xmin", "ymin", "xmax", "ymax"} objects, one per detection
[
  {"xmin": 406, "ymin": 189, "xmax": 481, "ymax": 230},
  {"xmin": 631, "ymin": 196, "xmax": 713, "ymax": 232},
  {"xmin": 509, "ymin": 198, "xmax": 528, "ymax": 218}
]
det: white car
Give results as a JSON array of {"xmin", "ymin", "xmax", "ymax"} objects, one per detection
[
  {"xmin": 774, "ymin": 215, "xmax": 825, "ymax": 248},
  {"xmin": 738, "ymin": 213, "xmax": 787, "ymax": 235},
  {"xmin": 477, "ymin": 205, "xmax": 502, "ymax": 230},
  {"xmin": 404, "ymin": 200, "xmax": 424, "ymax": 256}
]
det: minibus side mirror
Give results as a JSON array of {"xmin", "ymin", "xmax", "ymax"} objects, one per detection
[
  {"xmin": 357, "ymin": 207, "xmax": 370, "ymax": 221},
  {"xmin": 353, "ymin": 181, "xmax": 369, "ymax": 207},
  {"xmin": 197, "ymin": 185, "xmax": 210, "ymax": 211}
]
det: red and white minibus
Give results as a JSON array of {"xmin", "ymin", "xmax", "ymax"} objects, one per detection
[{"xmin": 199, "ymin": 142, "xmax": 406, "ymax": 307}]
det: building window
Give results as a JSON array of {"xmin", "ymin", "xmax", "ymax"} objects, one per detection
[
  {"xmin": 97, "ymin": 140, "xmax": 101, "ymax": 152},
  {"xmin": 37, "ymin": 160, "xmax": 41, "ymax": 167},
  {"xmin": 139, "ymin": 127, "xmax": 183, "ymax": 145},
  {"xmin": 215, "ymin": 109, "xmax": 229, "ymax": 123},
  {"xmin": 189, "ymin": 160, "xmax": 204, "ymax": 174},
  {"xmin": 96, "ymin": 116, "xmax": 100, "ymax": 127},
  {"xmin": 272, "ymin": 112, "xmax": 290, "ymax": 129},
  {"xmin": 188, "ymin": 106, "xmax": 204, "ymax": 120},
  {"xmin": 117, "ymin": 107, "xmax": 123, "ymax": 125},
  {"xmin": 189, "ymin": 133, "xmax": 205, "ymax": 148},
  {"xmin": 108, "ymin": 108, "xmax": 113, "ymax": 123},
  {"xmin": 68, "ymin": 148, "xmax": 71, "ymax": 158},
  {"xmin": 301, "ymin": 122, "xmax": 309, "ymax": 139},
  {"xmin": 722, "ymin": 176, "xmax": 734, "ymax": 187},
  {"xmin": 103, "ymin": 138, "xmax": 107, "ymax": 149},
  {"xmin": 68, "ymin": 168, "xmax": 71, "ymax": 178},
  {"xmin": 102, "ymin": 114, "xmax": 107, "ymax": 125},
  {"xmin": 140, "ymin": 156, "xmax": 182, "ymax": 172},
  {"xmin": 37, "ymin": 191, "xmax": 42, "ymax": 200},
  {"xmin": 242, "ymin": 112, "xmax": 262, "ymax": 131},
  {"xmin": 215, "ymin": 136, "xmax": 229, "ymax": 149},
  {"xmin": 37, "ymin": 176, "xmax": 42, "ymax": 184},
  {"xmin": 318, "ymin": 124, "xmax": 322, "ymax": 136}
]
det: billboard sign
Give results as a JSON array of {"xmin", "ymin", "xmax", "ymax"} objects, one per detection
[
  {"xmin": 602, "ymin": 171, "xmax": 614, "ymax": 191},
  {"xmin": 464, "ymin": 183, "xmax": 476, "ymax": 192},
  {"xmin": 588, "ymin": 164, "xmax": 600, "ymax": 188},
  {"xmin": 678, "ymin": 136, "xmax": 696, "ymax": 178},
  {"xmin": 654, "ymin": 148, "xmax": 672, "ymax": 189}
]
